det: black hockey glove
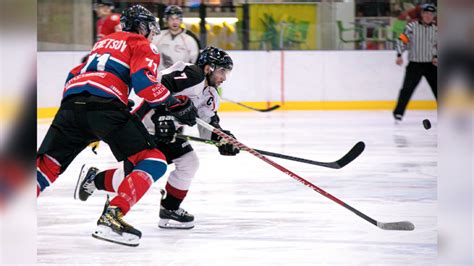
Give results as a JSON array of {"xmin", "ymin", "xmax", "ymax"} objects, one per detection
[
  {"xmin": 209, "ymin": 114, "xmax": 220, "ymax": 128},
  {"xmin": 127, "ymin": 99, "xmax": 135, "ymax": 111},
  {"xmin": 151, "ymin": 114, "xmax": 176, "ymax": 144},
  {"xmin": 211, "ymin": 130, "xmax": 240, "ymax": 156},
  {"xmin": 166, "ymin": 95, "xmax": 197, "ymax": 126}
]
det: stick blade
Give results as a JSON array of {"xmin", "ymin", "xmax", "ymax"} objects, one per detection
[
  {"xmin": 377, "ymin": 221, "xmax": 415, "ymax": 231},
  {"xmin": 260, "ymin": 105, "xmax": 280, "ymax": 112},
  {"xmin": 335, "ymin": 141, "xmax": 365, "ymax": 168}
]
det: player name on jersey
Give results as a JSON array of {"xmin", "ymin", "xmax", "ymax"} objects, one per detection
[{"xmin": 92, "ymin": 38, "xmax": 128, "ymax": 53}]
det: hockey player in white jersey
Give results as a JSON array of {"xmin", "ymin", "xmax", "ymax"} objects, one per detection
[
  {"xmin": 153, "ymin": 5, "xmax": 201, "ymax": 70},
  {"xmin": 74, "ymin": 47, "xmax": 238, "ymax": 229}
]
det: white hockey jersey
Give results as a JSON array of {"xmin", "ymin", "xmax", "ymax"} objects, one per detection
[
  {"xmin": 134, "ymin": 61, "xmax": 219, "ymax": 140},
  {"xmin": 153, "ymin": 29, "xmax": 200, "ymax": 71}
]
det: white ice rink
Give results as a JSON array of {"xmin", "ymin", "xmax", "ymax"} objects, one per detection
[{"xmin": 37, "ymin": 110, "xmax": 437, "ymax": 265}]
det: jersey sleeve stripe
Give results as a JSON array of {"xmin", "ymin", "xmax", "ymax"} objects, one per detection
[{"xmin": 146, "ymin": 90, "xmax": 171, "ymax": 104}]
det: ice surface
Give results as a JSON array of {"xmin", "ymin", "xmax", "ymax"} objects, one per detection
[{"xmin": 37, "ymin": 110, "xmax": 437, "ymax": 265}]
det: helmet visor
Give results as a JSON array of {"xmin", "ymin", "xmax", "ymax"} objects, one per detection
[{"xmin": 148, "ymin": 19, "xmax": 160, "ymax": 36}]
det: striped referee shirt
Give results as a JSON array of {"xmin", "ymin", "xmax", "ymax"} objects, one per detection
[{"xmin": 396, "ymin": 20, "xmax": 437, "ymax": 63}]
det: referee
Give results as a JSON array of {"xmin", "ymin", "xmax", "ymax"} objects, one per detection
[{"xmin": 393, "ymin": 3, "xmax": 438, "ymax": 122}]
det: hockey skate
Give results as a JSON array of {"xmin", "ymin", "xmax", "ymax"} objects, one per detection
[
  {"xmin": 158, "ymin": 189, "xmax": 195, "ymax": 229},
  {"xmin": 92, "ymin": 196, "xmax": 142, "ymax": 247},
  {"xmin": 74, "ymin": 164, "xmax": 98, "ymax": 201}
]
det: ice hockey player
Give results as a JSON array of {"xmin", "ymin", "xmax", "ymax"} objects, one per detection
[
  {"xmin": 74, "ymin": 47, "xmax": 239, "ymax": 230},
  {"xmin": 94, "ymin": 0, "xmax": 122, "ymax": 41},
  {"xmin": 153, "ymin": 5, "xmax": 201, "ymax": 70},
  {"xmin": 36, "ymin": 5, "xmax": 198, "ymax": 247}
]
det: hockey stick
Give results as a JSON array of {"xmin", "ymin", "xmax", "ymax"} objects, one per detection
[
  {"xmin": 195, "ymin": 118, "xmax": 414, "ymax": 231},
  {"xmin": 177, "ymin": 134, "xmax": 364, "ymax": 169},
  {"xmin": 221, "ymin": 97, "xmax": 280, "ymax": 112}
]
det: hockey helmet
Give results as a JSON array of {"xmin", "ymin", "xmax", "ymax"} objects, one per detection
[
  {"xmin": 421, "ymin": 3, "xmax": 436, "ymax": 13},
  {"xmin": 164, "ymin": 5, "xmax": 183, "ymax": 21},
  {"xmin": 96, "ymin": 0, "xmax": 114, "ymax": 7},
  {"xmin": 120, "ymin": 5, "xmax": 160, "ymax": 37},
  {"xmin": 197, "ymin": 46, "xmax": 233, "ymax": 71}
]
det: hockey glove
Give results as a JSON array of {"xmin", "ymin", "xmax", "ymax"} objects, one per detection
[
  {"xmin": 209, "ymin": 114, "xmax": 220, "ymax": 128},
  {"xmin": 211, "ymin": 130, "xmax": 240, "ymax": 156},
  {"xmin": 127, "ymin": 99, "xmax": 135, "ymax": 111},
  {"xmin": 167, "ymin": 95, "xmax": 197, "ymax": 126},
  {"xmin": 152, "ymin": 114, "xmax": 176, "ymax": 144}
]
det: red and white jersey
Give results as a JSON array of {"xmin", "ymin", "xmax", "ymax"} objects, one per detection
[
  {"xmin": 64, "ymin": 31, "xmax": 170, "ymax": 107},
  {"xmin": 96, "ymin": 13, "xmax": 122, "ymax": 41}
]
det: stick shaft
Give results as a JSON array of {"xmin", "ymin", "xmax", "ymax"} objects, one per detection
[
  {"xmin": 195, "ymin": 118, "xmax": 379, "ymax": 227},
  {"xmin": 177, "ymin": 134, "xmax": 353, "ymax": 169},
  {"xmin": 221, "ymin": 97, "xmax": 280, "ymax": 112}
]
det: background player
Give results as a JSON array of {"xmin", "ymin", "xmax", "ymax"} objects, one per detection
[
  {"xmin": 153, "ymin": 5, "xmax": 201, "ymax": 70},
  {"xmin": 81, "ymin": 0, "xmax": 122, "ymax": 63},
  {"xmin": 94, "ymin": 0, "xmax": 121, "ymax": 41},
  {"xmin": 36, "ymin": 5, "xmax": 197, "ymax": 247},
  {"xmin": 74, "ymin": 47, "xmax": 239, "ymax": 230}
]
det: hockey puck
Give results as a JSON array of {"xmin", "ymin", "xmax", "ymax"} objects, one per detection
[{"xmin": 422, "ymin": 119, "xmax": 431, "ymax": 130}]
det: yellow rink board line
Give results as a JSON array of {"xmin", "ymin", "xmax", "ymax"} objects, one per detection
[
  {"xmin": 218, "ymin": 100, "xmax": 437, "ymax": 112},
  {"xmin": 36, "ymin": 100, "xmax": 437, "ymax": 119}
]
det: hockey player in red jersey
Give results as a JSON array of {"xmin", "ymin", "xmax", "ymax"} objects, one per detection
[
  {"xmin": 36, "ymin": 5, "xmax": 197, "ymax": 247},
  {"xmin": 74, "ymin": 47, "xmax": 239, "ymax": 230},
  {"xmin": 95, "ymin": 0, "xmax": 121, "ymax": 41}
]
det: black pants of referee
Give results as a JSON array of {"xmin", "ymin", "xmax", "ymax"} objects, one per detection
[{"xmin": 394, "ymin": 62, "xmax": 437, "ymax": 117}]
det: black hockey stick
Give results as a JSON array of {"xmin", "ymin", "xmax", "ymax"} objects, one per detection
[
  {"xmin": 177, "ymin": 134, "xmax": 364, "ymax": 169},
  {"xmin": 196, "ymin": 118, "xmax": 415, "ymax": 231},
  {"xmin": 221, "ymin": 97, "xmax": 280, "ymax": 112}
]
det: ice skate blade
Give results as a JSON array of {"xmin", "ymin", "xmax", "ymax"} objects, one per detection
[
  {"xmin": 73, "ymin": 164, "xmax": 87, "ymax": 200},
  {"xmin": 92, "ymin": 225, "xmax": 140, "ymax": 247},
  {"xmin": 158, "ymin": 219, "xmax": 194, "ymax": 229}
]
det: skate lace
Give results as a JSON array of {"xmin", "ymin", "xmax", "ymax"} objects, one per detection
[
  {"xmin": 104, "ymin": 210, "xmax": 122, "ymax": 229},
  {"xmin": 82, "ymin": 182, "xmax": 95, "ymax": 194},
  {"xmin": 117, "ymin": 211, "xmax": 133, "ymax": 229},
  {"xmin": 175, "ymin": 208, "xmax": 188, "ymax": 216}
]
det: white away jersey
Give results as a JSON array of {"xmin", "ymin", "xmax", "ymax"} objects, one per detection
[
  {"xmin": 153, "ymin": 29, "xmax": 200, "ymax": 71},
  {"xmin": 134, "ymin": 62, "xmax": 219, "ymax": 138}
]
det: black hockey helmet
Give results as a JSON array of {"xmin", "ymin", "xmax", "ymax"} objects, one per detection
[
  {"xmin": 197, "ymin": 46, "xmax": 233, "ymax": 71},
  {"xmin": 421, "ymin": 3, "xmax": 436, "ymax": 13},
  {"xmin": 164, "ymin": 5, "xmax": 183, "ymax": 21},
  {"xmin": 120, "ymin": 5, "xmax": 160, "ymax": 37},
  {"xmin": 96, "ymin": 0, "xmax": 114, "ymax": 7}
]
